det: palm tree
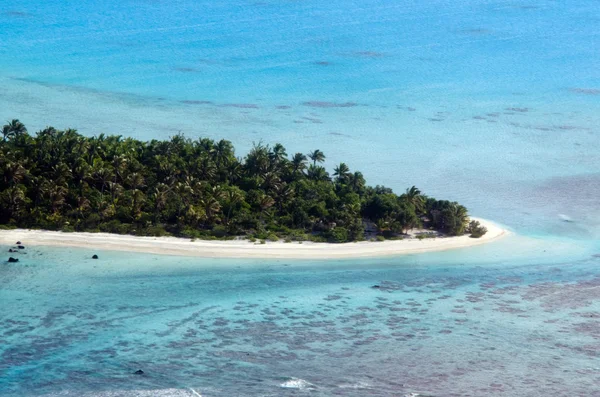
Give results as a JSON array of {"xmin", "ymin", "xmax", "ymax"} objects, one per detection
[
  {"xmin": 1, "ymin": 124, "xmax": 10, "ymax": 142},
  {"xmin": 401, "ymin": 186, "xmax": 425, "ymax": 214},
  {"xmin": 75, "ymin": 196, "xmax": 91, "ymax": 220},
  {"xmin": 197, "ymin": 137, "xmax": 215, "ymax": 155},
  {"xmin": 107, "ymin": 181, "xmax": 124, "ymax": 203},
  {"xmin": 269, "ymin": 143, "xmax": 288, "ymax": 168},
  {"xmin": 222, "ymin": 187, "xmax": 244, "ymax": 226},
  {"xmin": 333, "ymin": 162, "xmax": 351, "ymax": 183},
  {"xmin": 245, "ymin": 142, "xmax": 270, "ymax": 175},
  {"xmin": 260, "ymin": 171, "xmax": 282, "ymax": 192},
  {"xmin": 348, "ymin": 171, "xmax": 365, "ymax": 193},
  {"xmin": 200, "ymin": 196, "xmax": 221, "ymax": 224},
  {"xmin": 131, "ymin": 190, "xmax": 146, "ymax": 219},
  {"xmin": 175, "ymin": 177, "xmax": 196, "ymax": 218},
  {"xmin": 127, "ymin": 172, "xmax": 145, "ymax": 190},
  {"xmin": 2, "ymin": 119, "xmax": 27, "ymax": 141},
  {"xmin": 291, "ymin": 153, "xmax": 307, "ymax": 176},
  {"xmin": 111, "ymin": 154, "xmax": 128, "ymax": 184},
  {"xmin": 273, "ymin": 183, "xmax": 293, "ymax": 211},
  {"xmin": 43, "ymin": 183, "xmax": 68, "ymax": 213},
  {"xmin": 2, "ymin": 186, "xmax": 27, "ymax": 220},
  {"xmin": 93, "ymin": 165, "xmax": 113, "ymax": 198},
  {"xmin": 51, "ymin": 162, "xmax": 72, "ymax": 186},
  {"xmin": 308, "ymin": 149, "xmax": 325, "ymax": 166},
  {"xmin": 214, "ymin": 139, "xmax": 234, "ymax": 167},
  {"xmin": 195, "ymin": 155, "xmax": 216, "ymax": 182},
  {"xmin": 257, "ymin": 192, "xmax": 275, "ymax": 223},
  {"xmin": 441, "ymin": 203, "xmax": 469, "ymax": 235},
  {"xmin": 73, "ymin": 160, "xmax": 91, "ymax": 196},
  {"xmin": 2, "ymin": 160, "xmax": 27, "ymax": 186},
  {"xmin": 152, "ymin": 183, "xmax": 171, "ymax": 222},
  {"xmin": 127, "ymin": 172, "xmax": 146, "ymax": 219},
  {"xmin": 307, "ymin": 165, "xmax": 330, "ymax": 182},
  {"xmin": 226, "ymin": 160, "xmax": 243, "ymax": 184}
]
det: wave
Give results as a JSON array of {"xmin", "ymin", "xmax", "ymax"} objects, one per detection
[
  {"xmin": 337, "ymin": 381, "xmax": 372, "ymax": 389},
  {"xmin": 279, "ymin": 377, "xmax": 316, "ymax": 390},
  {"xmin": 38, "ymin": 389, "xmax": 200, "ymax": 397}
]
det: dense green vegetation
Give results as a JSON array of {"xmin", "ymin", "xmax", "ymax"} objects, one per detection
[{"xmin": 0, "ymin": 120, "xmax": 484, "ymax": 242}]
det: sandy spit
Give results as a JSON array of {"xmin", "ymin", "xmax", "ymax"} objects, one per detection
[{"xmin": 0, "ymin": 218, "xmax": 508, "ymax": 259}]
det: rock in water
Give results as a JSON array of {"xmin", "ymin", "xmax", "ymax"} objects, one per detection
[
  {"xmin": 134, "ymin": 369, "xmax": 144, "ymax": 375},
  {"xmin": 8, "ymin": 257, "xmax": 19, "ymax": 263},
  {"xmin": 92, "ymin": 254, "xmax": 99, "ymax": 259},
  {"xmin": 16, "ymin": 241, "xmax": 21, "ymax": 245},
  {"xmin": 18, "ymin": 245, "xmax": 25, "ymax": 249}
]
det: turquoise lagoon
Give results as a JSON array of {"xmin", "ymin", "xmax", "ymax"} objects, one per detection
[{"xmin": 1, "ymin": 0, "xmax": 600, "ymax": 396}]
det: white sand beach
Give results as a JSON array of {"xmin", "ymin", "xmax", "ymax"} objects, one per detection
[{"xmin": 0, "ymin": 218, "xmax": 508, "ymax": 259}]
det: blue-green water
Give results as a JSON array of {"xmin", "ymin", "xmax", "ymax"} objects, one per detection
[
  {"xmin": 2, "ymin": 241, "xmax": 600, "ymax": 396},
  {"xmin": 1, "ymin": 0, "xmax": 600, "ymax": 395}
]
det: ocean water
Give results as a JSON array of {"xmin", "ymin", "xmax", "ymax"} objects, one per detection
[{"xmin": 1, "ymin": 0, "xmax": 600, "ymax": 396}]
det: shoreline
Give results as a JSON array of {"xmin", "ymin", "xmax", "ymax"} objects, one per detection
[{"xmin": 0, "ymin": 218, "xmax": 508, "ymax": 259}]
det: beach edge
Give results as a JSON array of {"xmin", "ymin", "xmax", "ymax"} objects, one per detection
[{"xmin": 0, "ymin": 217, "xmax": 509, "ymax": 259}]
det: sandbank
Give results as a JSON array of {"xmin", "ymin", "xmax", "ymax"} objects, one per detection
[{"xmin": 0, "ymin": 218, "xmax": 508, "ymax": 259}]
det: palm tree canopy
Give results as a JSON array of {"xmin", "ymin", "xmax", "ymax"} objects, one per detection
[
  {"xmin": 333, "ymin": 162, "xmax": 351, "ymax": 183},
  {"xmin": 308, "ymin": 149, "xmax": 326, "ymax": 165},
  {"xmin": 0, "ymin": 120, "xmax": 474, "ymax": 241}
]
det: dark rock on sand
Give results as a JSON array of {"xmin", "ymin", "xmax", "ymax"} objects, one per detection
[{"xmin": 16, "ymin": 241, "xmax": 21, "ymax": 245}]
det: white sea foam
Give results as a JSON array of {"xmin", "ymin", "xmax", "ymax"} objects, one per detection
[
  {"xmin": 559, "ymin": 214, "xmax": 574, "ymax": 222},
  {"xmin": 280, "ymin": 377, "xmax": 316, "ymax": 390},
  {"xmin": 42, "ymin": 389, "xmax": 198, "ymax": 397},
  {"xmin": 337, "ymin": 381, "xmax": 372, "ymax": 389},
  {"xmin": 188, "ymin": 388, "xmax": 202, "ymax": 397}
]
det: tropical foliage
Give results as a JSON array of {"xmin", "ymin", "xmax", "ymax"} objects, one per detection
[
  {"xmin": 0, "ymin": 120, "xmax": 483, "ymax": 241},
  {"xmin": 467, "ymin": 220, "xmax": 488, "ymax": 238}
]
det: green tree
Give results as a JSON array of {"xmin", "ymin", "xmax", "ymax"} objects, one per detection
[
  {"xmin": 308, "ymin": 149, "xmax": 325, "ymax": 166},
  {"xmin": 2, "ymin": 119, "xmax": 27, "ymax": 141},
  {"xmin": 291, "ymin": 153, "xmax": 308, "ymax": 176},
  {"xmin": 333, "ymin": 163, "xmax": 351, "ymax": 184},
  {"xmin": 441, "ymin": 203, "xmax": 469, "ymax": 235},
  {"xmin": 0, "ymin": 120, "xmax": 471, "ymax": 241},
  {"xmin": 401, "ymin": 186, "xmax": 425, "ymax": 214}
]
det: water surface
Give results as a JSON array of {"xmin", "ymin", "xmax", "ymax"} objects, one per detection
[{"xmin": 1, "ymin": 0, "xmax": 600, "ymax": 395}]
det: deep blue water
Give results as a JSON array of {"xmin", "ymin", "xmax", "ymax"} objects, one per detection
[{"xmin": 1, "ymin": 0, "xmax": 600, "ymax": 395}]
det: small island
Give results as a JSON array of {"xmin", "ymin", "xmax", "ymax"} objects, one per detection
[{"xmin": 1, "ymin": 119, "xmax": 493, "ymax": 253}]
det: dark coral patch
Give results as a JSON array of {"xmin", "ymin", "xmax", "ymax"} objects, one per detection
[
  {"xmin": 301, "ymin": 116, "xmax": 323, "ymax": 124},
  {"xmin": 180, "ymin": 100, "xmax": 213, "ymax": 105},
  {"xmin": 569, "ymin": 88, "xmax": 600, "ymax": 95},
  {"xmin": 220, "ymin": 104, "xmax": 259, "ymax": 109},
  {"xmin": 458, "ymin": 28, "xmax": 493, "ymax": 35},
  {"xmin": 173, "ymin": 67, "xmax": 199, "ymax": 73},
  {"xmin": 4, "ymin": 10, "xmax": 31, "ymax": 17},
  {"xmin": 351, "ymin": 51, "xmax": 386, "ymax": 58},
  {"xmin": 302, "ymin": 101, "xmax": 358, "ymax": 108},
  {"xmin": 329, "ymin": 132, "xmax": 351, "ymax": 137}
]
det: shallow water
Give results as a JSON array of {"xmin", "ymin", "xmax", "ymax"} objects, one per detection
[
  {"xmin": 2, "ymin": 243, "xmax": 600, "ymax": 396},
  {"xmin": 1, "ymin": 0, "xmax": 600, "ymax": 395}
]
